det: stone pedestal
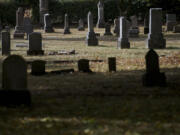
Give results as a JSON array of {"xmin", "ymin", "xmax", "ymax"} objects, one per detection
[
  {"xmin": 117, "ymin": 17, "xmax": 130, "ymax": 49},
  {"xmin": 146, "ymin": 8, "xmax": 166, "ymax": 49}
]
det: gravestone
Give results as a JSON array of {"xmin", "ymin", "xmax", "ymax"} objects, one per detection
[
  {"xmin": 142, "ymin": 49, "xmax": 166, "ymax": 87},
  {"xmin": 144, "ymin": 14, "xmax": 149, "ymax": 34},
  {"xmin": 78, "ymin": 19, "xmax": 85, "ymax": 31},
  {"xmin": 86, "ymin": 11, "xmax": 98, "ymax": 46},
  {"xmin": 44, "ymin": 13, "xmax": 54, "ymax": 33},
  {"xmin": 64, "ymin": 14, "xmax": 71, "ymax": 34},
  {"xmin": 78, "ymin": 59, "xmax": 92, "ymax": 73},
  {"xmin": 24, "ymin": 17, "xmax": 33, "ymax": 39},
  {"xmin": 128, "ymin": 16, "xmax": 139, "ymax": 37},
  {"xmin": 39, "ymin": 0, "xmax": 49, "ymax": 25},
  {"xmin": 113, "ymin": 18, "xmax": 120, "ymax": 36},
  {"xmin": 96, "ymin": 0, "xmax": 105, "ymax": 28},
  {"xmin": 2, "ymin": 32, "xmax": 10, "ymax": 55},
  {"xmin": 146, "ymin": 8, "xmax": 166, "ymax": 49},
  {"xmin": 173, "ymin": 24, "xmax": 180, "ymax": 33},
  {"xmin": 117, "ymin": 17, "xmax": 130, "ymax": 49},
  {"xmin": 166, "ymin": 14, "xmax": 176, "ymax": 31},
  {"xmin": 108, "ymin": 57, "xmax": 116, "ymax": 72},
  {"xmin": 1, "ymin": 55, "xmax": 31, "ymax": 106},
  {"xmin": 31, "ymin": 60, "xmax": 46, "ymax": 75},
  {"xmin": 13, "ymin": 7, "xmax": 25, "ymax": 39},
  {"xmin": 104, "ymin": 23, "xmax": 112, "ymax": 36},
  {"xmin": 27, "ymin": 32, "xmax": 44, "ymax": 55}
]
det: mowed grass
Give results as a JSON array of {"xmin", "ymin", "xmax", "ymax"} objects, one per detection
[{"xmin": 1, "ymin": 26, "xmax": 180, "ymax": 134}]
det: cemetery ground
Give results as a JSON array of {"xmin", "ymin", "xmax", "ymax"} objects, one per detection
[{"xmin": 1, "ymin": 26, "xmax": 180, "ymax": 134}]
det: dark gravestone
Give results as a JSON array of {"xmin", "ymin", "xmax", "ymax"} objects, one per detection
[
  {"xmin": 0, "ymin": 55, "xmax": 31, "ymax": 106},
  {"xmin": 31, "ymin": 60, "xmax": 46, "ymax": 75},
  {"xmin": 142, "ymin": 49, "xmax": 166, "ymax": 87},
  {"xmin": 104, "ymin": 23, "xmax": 112, "ymax": 36},
  {"xmin": 108, "ymin": 57, "xmax": 116, "ymax": 72},
  {"xmin": 27, "ymin": 32, "xmax": 44, "ymax": 55},
  {"xmin": 78, "ymin": 59, "xmax": 92, "ymax": 73},
  {"xmin": 2, "ymin": 32, "xmax": 10, "ymax": 55}
]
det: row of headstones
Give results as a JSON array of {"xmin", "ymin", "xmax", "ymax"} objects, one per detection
[
  {"xmin": 0, "ymin": 48, "xmax": 166, "ymax": 106},
  {"xmin": 87, "ymin": 8, "xmax": 166, "ymax": 49},
  {"xmin": 2, "ymin": 32, "xmax": 44, "ymax": 55}
]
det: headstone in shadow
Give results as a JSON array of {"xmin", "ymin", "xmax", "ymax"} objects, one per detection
[
  {"xmin": 108, "ymin": 57, "xmax": 116, "ymax": 72},
  {"xmin": 78, "ymin": 59, "xmax": 92, "ymax": 73},
  {"xmin": 31, "ymin": 60, "xmax": 46, "ymax": 75}
]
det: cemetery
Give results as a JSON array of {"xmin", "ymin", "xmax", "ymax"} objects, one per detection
[{"xmin": 0, "ymin": 0, "xmax": 180, "ymax": 134}]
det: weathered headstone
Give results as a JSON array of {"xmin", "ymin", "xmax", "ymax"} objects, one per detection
[
  {"xmin": 173, "ymin": 24, "xmax": 180, "ymax": 33},
  {"xmin": 113, "ymin": 18, "xmax": 120, "ymax": 36},
  {"xmin": 13, "ymin": 7, "xmax": 25, "ymax": 39},
  {"xmin": 39, "ymin": 0, "xmax": 49, "ymax": 25},
  {"xmin": 97, "ymin": 0, "xmax": 105, "ymax": 28},
  {"xmin": 128, "ymin": 15, "xmax": 139, "ymax": 37},
  {"xmin": 78, "ymin": 19, "xmax": 85, "ymax": 31},
  {"xmin": 31, "ymin": 60, "xmax": 46, "ymax": 75},
  {"xmin": 144, "ymin": 14, "xmax": 149, "ymax": 34},
  {"xmin": 24, "ymin": 17, "xmax": 33, "ymax": 39},
  {"xmin": 117, "ymin": 17, "xmax": 130, "ymax": 49},
  {"xmin": 146, "ymin": 8, "xmax": 166, "ymax": 49},
  {"xmin": 142, "ymin": 49, "xmax": 166, "ymax": 87},
  {"xmin": 104, "ymin": 23, "xmax": 112, "ymax": 36},
  {"xmin": 27, "ymin": 32, "xmax": 44, "ymax": 55},
  {"xmin": 78, "ymin": 59, "xmax": 92, "ymax": 72},
  {"xmin": 0, "ymin": 55, "xmax": 31, "ymax": 106},
  {"xmin": 63, "ymin": 14, "xmax": 71, "ymax": 34},
  {"xmin": 86, "ymin": 11, "xmax": 98, "ymax": 46},
  {"xmin": 44, "ymin": 13, "xmax": 54, "ymax": 33},
  {"xmin": 2, "ymin": 32, "xmax": 10, "ymax": 55},
  {"xmin": 166, "ymin": 14, "xmax": 176, "ymax": 31},
  {"xmin": 108, "ymin": 57, "xmax": 116, "ymax": 72}
]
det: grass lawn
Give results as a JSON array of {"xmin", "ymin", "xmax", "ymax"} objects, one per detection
[{"xmin": 1, "ymin": 26, "xmax": 180, "ymax": 134}]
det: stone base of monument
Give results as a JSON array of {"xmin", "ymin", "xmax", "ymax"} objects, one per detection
[
  {"xmin": 117, "ymin": 38, "xmax": 130, "ymax": 49},
  {"xmin": 13, "ymin": 33, "xmax": 25, "ymax": 39},
  {"xmin": 97, "ymin": 22, "xmax": 105, "ymax": 28},
  {"xmin": 64, "ymin": 28, "xmax": 71, "ymax": 34},
  {"xmin": 0, "ymin": 90, "xmax": 31, "ymax": 107},
  {"xmin": 142, "ymin": 72, "xmax": 166, "ymax": 87},
  {"xmin": 27, "ymin": 50, "xmax": 44, "ymax": 55},
  {"xmin": 104, "ymin": 32, "xmax": 112, "ymax": 36},
  {"xmin": 166, "ymin": 21, "xmax": 176, "ymax": 31},
  {"xmin": 86, "ymin": 32, "xmax": 98, "ymax": 46},
  {"xmin": 144, "ymin": 27, "xmax": 149, "ymax": 34},
  {"xmin": 44, "ymin": 27, "xmax": 54, "ymax": 33},
  {"xmin": 173, "ymin": 25, "xmax": 180, "ymax": 33},
  {"xmin": 147, "ymin": 34, "xmax": 166, "ymax": 49},
  {"xmin": 128, "ymin": 28, "xmax": 139, "ymax": 37},
  {"xmin": 78, "ymin": 27, "xmax": 85, "ymax": 31}
]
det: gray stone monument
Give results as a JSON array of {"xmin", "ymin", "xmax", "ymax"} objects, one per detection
[
  {"xmin": 44, "ymin": 13, "xmax": 54, "ymax": 33},
  {"xmin": 142, "ymin": 49, "xmax": 166, "ymax": 87},
  {"xmin": 13, "ymin": 7, "xmax": 25, "ymax": 39},
  {"xmin": 104, "ymin": 23, "xmax": 112, "ymax": 36},
  {"xmin": 146, "ymin": 8, "xmax": 166, "ymax": 49},
  {"xmin": 39, "ymin": 0, "xmax": 49, "ymax": 25},
  {"xmin": 78, "ymin": 19, "xmax": 85, "ymax": 31},
  {"xmin": 24, "ymin": 17, "xmax": 33, "ymax": 39},
  {"xmin": 166, "ymin": 14, "xmax": 176, "ymax": 31},
  {"xmin": 1, "ymin": 55, "xmax": 31, "ymax": 106},
  {"xmin": 63, "ymin": 14, "xmax": 71, "ymax": 34},
  {"xmin": 96, "ymin": 0, "xmax": 105, "ymax": 28},
  {"xmin": 144, "ymin": 14, "xmax": 149, "ymax": 34},
  {"xmin": 113, "ymin": 18, "xmax": 120, "ymax": 36},
  {"xmin": 86, "ymin": 11, "xmax": 98, "ymax": 46},
  {"xmin": 27, "ymin": 32, "xmax": 44, "ymax": 55},
  {"xmin": 117, "ymin": 17, "xmax": 130, "ymax": 49},
  {"xmin": 128, "ymin": 15, "xmax": 139, "ymax": 37},
  {"xmin": 2, "ymin": 32, "xmax": 10, "ymax": 55}
]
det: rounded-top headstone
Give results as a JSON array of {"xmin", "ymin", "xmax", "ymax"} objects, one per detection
[
  {"xmin": 3, "ymin": 55, "xmax": 27, "ymax": 90},
  {"xmin": 29, "ymin": 32, "xmax": 42, "ymax": 51}
]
